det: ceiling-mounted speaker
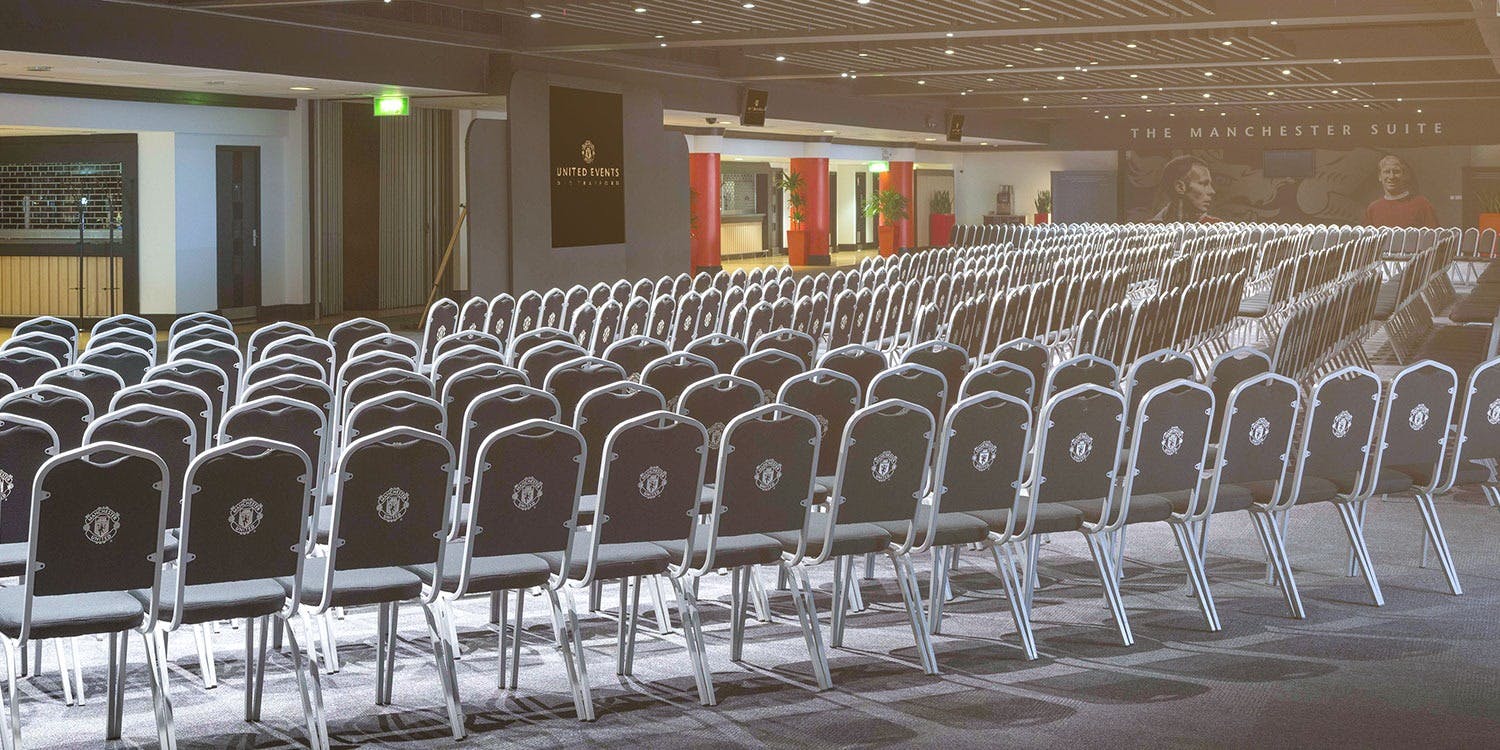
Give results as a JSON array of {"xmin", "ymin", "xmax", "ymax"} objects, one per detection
[
  {"xmin": 742, "ymin": 89, "xmax": 768, "ymax": 126},
  {"xmin": 946, "ymin": 113, "xmax": 965, "ymax": 142}
]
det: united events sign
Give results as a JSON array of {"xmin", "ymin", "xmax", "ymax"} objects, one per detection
[{"xmin": 550, "ymin": 86, "xmax": 625, "ymax": 248}]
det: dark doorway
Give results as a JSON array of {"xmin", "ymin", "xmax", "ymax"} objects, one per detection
[
  {"xmin": 766, "ymin": 168, "xmax": 784, "ymax": 254},
  {"xmin": 828, "ymin": 170, "xmax": 837, "ymax": 251},
  {"xmin": 855, "ymin": 171, "xmax": 867, "ymax": 248},
  {"xmin": 216, "ymin": 146, "xmax": 261, "ymax": 316},
  {"xmin": 342, "ymin": 103, "xmax": 381, "ymax": 310}
]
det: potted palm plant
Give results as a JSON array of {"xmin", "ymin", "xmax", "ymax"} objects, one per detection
[
  {"xmin": 776, "ymin": 171, "xmax": 811, "ymax": 264},
  {"xmin": 864, "ymin": 188, "xmax": 910, "ymax": 256},
  {"xmin": 928, "ymin": 189, "xmax": 955, "ymax": 247},
  {"xmin": 1033, "ymin": 189, "xmax": 1052, "ymax": 224},
  {"xmin": 1479, "ymin": 189, "xmax": 1500, "ymax": 236}
]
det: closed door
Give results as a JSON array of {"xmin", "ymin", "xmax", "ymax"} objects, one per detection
[
  {"xmin": 855, "ymin": 172, "xmax": 867, "ymax": 246},
  {"xmin": 216, "ymin": 146, "xmax": 261, "ymax": 312}
]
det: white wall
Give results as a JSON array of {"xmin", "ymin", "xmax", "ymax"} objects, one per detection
[
  {"xmin": 0, "ymin": 93, "xmax": 308, "ymax": 314},
  {"xmin": 952, "ymin": 150, "xmax": 1118, "ymax": 223},
  {"xmin": 833, "ymin": 163, "xmax": 862, "ymax": 248}
]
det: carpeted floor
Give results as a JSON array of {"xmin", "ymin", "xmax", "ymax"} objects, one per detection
[{"xmin": 16, "ymin": 485, "xmax": 1500, "ymax": 749}]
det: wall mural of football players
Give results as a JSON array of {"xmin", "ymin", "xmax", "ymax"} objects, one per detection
[{"xmin": 1363, "ymin": 153, "xmax": 1439, "ymax": 228}]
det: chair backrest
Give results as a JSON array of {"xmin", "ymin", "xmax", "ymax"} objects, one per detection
[
  {"xmin": 707, "ymin": 404, "xmax": 821, "ymax": 568},
  {"xmin": 92, "ymin": 314, "xmax": 156, "ymax": 341},
  {"xmin": 346, "ymin": 392, "xmax": 445, "ymax": 445},
  {"xmin": 511, "ymin": 327, "xmax": 576, "ymax": 365},
  {"xmin": 927, "ymin": 392, "xmax": 1030, "ymax": 540},
  {"xmin": 13, "ymin": 316, "xmax": 78, "ymax": 353},
  {"xmin": 342, "ymin": 367, "xmax": 434, "ymax": 423},
  {"xmin": 262, "ymin": 335, "xmax": 336, "ymax": 381},
  {"xmin": 575, "ymin": 382, "xmax": 667, "ymax": 488},
  {"xmin": 824, "ymin": 399, "xmax": 935, "ymax": 537},
  {"xmin": 455, "ymin": 385, "xmax": 561, "ymax": 506},
  {"xmin": 111, "ymin": 380, "xmax": 215, "ymax": 451},
  {"xmin": 433, "ymin": 330, "xmax": 504, "ymax": 364},
  {"xmin": 544, "ymin": 356, "xmax": 628, "ymax": 421},
  {"xmin": 328, "ymin": 317, "xmax": 391, "ymax": 370},
  {"xmin": 959, "ymin": 359, "xmax": 1035, "ymax": 405},
  {"xmin": 0, "ymin": 348, "xmax": 60, "ymax": 389},
  {"xmin": 642, "ymin": 352, "xmax": 717, "ymax": 410},
  {"xmin": 818, "ymin": 344, "xmax": 887, "ymax": 396},
  {"xmin": 1374, "ymin": 360, "xmax": 1457, "ymax": 493},
  {"xmin": 901, "ymin": 340, "xmax": 971, "ymax": 408},
  {"xmin": 868, "ymin": 363, "xmax": 948, "ymax": 442},
  {"xmin": 1031, "ymin": 384, "xmax": 1127, "ymax": 508},
  {"xmin": 461, "ymin": 420, "xmax": 585, "ymax": 590},
  {"xmin": 220, "ymin": 395, "xmax": 329, "ymax": 494},
  {"xmin": 85, "ymin": 404, "xmax": 198, "ymax": 522},
  {"xmin": 1124, "ymin": 348, "xmax": 1197, "ymax": 420},
  {"xmin": 732, "ymin": 348, "xmax": 807, "ymax": 404},
  {"xmin": 431, "ymin": 344, "xmax": 507, "ymax": 394},
  {"xmin": 241, "ymin": 373, "xmax": 334, "ymax": 424},
  {"xmin": 320, "ymin": 428, "xmax": 453, "ymax": 602},
  {"xmin": 1209, "ymin": 346, "xmax": 1272, "ymax": 431},
  {"xmin": 1214, "ymin": 372, "xmax": 1302, "ymax": 494},
  {"xmin": 677, "ymin": 374, "xmax": 765, "ymax": 485},
  {"xmin": 1122, "ymin": 380, "xmax": 1213, "ymax": 519},
  {"xmin": 518, "ymin": 340, "xmax": 589, "ymax": 387},
  {"xmin": 38, "ymin": 363, "xmax": 125, "ymax": 416},
  {"xmin": 0, "ymin": 414, "xmax": 60, "ymax": 544},
  {"xmin": 1296, "ymin": 367, "xmax": 1381, "ymax": 499},
  {"xmin": 589, "ymin": 412, "xmax": 708, "ymax": 572},
  {"xmin": 144, "ymin": 360, "xmax": 230, "ymax": 423},
  {"xmin": 85, "ymin": 327, "xmax": 157, "ymax": 358},
  {"xmin": 22, "ymin": 442, "xmax": 169, "ymax": 644},
  {"xmin": 2, "ymin": 331, "xmax": 73, "ymax": 368},
  {"xmin": 168, "ymin": 323, "xmax": 238, "ymax": 359},
  {"xmin": 0, "ymin": 385, "xmax": 94, "ymax": 449},
  {"xmin": 420, "ymin": 298, "xmax": 462, "ymax": 365},
  {"xmin": 347, "ymin": 334, "xmax": 420, "ymax": 364},
  {"xmin": 245, "ymin": 353, "xmax": 327, "ymax": 389},
  {"xmin": 751, "ymin": 328, "xmax": 817, "ymax": 368},
  {"xmin": 778, "ymin": 369, "xmax": 861, "ymax": 477},
  {"xmin": 172, "ymin": 438, "xmax": 314, "ymax": 626},
  {"xmin": 170, "ymin": 312, "xmax": 232, "ymax": 339},
  {"xmin": 1043, "ymin": 354, "xmax": 1119, "ymax": 401},
  {"xmin": 173, "ymin": 339, "xmax": 244, "ymax": 403},
  {"xmin": 336, "ymin": 351, "xmax": 417, "ymax": 403},
  {"xmin": 458, "ymin": 295, "xmax": 489, "ymax": 331},
  {"xmin": 684, "ymin": 333, "xmax": 747, "ymax": 375},
  {"xmin": 247, "ymin": 321, "xmax": 315, "ymax": 365},
  {"xmin": 991, "ymin": 338, "xmax": 1049, "ymax": 408},
  {"xmin": 78, "ymin": 341, "xmax": 153, "ymax": 387},
  {"xmin": 603, "ymin": 335, "xmax": 670, "ymax": 383},
  {"xmin": 486, "ymin": 293, "xmax": 517, "ymax": 342}
]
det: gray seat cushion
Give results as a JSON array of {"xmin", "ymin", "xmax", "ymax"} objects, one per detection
[
  {"xmin": 141, "ymin": 569, "xmax": 288, "ymax": 625},
  {"xmin": 1232, "ymin": 478, "xmax": 1336, "ymax": 507},
  {"xmin": 408, "ymin": 543, "xmax": 553, "ymax": 594},
  {"xmin": 873, "ymin": 508, "xmax": 990, "ymax": 548},
  {"xmin": 767, "ymin": 513, "xmax": 892, "ymax": 558},
  {"xmin": 0, "ymin": 588, "xmax": 143, "ymax": 640},
  {"xmin": 285, "ymin": 557, "xmax": 425, "ymax": 608},
  {"xmin": 966, "ymin": 503, "xmax": 1084, "ymax": 535},
  {"xmin": 539, "ymin": 534, "xmax": 672, "ymax": 581},
  {"xmin": 656, "ymin": 527, "xmax": 783, "ymax": 569},
  {"xmin": 1068, "ymin": 494, "xmax": 1174, "ymax": 525},
  {"xmin": 1319, "ymin": 469, "xmax": 1410, "ymax": 497},
  {"xmin": 1195, "ymin": 482, "xmax": 1259, "ymax": 512},
  {"xmin": 1387, "ymin": 461, "xmax": 1486, "ymax": 490},
  {"xmin": 1238, "ymin": 291, "xmax": 1270, "ymax": 317},
  {"xmin": 0, "ymin": 543, "xmax": 26, "ymax": 579}
]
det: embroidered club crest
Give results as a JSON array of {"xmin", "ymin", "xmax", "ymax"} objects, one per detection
[
  {"xmin": 228, "ymin": 498, "xmax": 264, "ymax": 536},
  {"xmin": 83, "ymin": 506, "xmax": 121, "ymax": 544},
  {"xmin": 1161, "ymin": 426, "xmax": 1185, "ymax": 456},
  {"xmin": 0, "ymin": 469, "xmax": 12, "ymax": 504},
  {"xmin": 638, "ymin": 466, "xmax": 668, "ymax": 499},
  {"xmin": 629, "ymin": 322, "xmax": 641, "ymax": 336},
  {"xmin": 512, "ymin": 476, "xmax": 543, "ymax": 511},
  {"xmin": 522, "ymin": 315, "xmax": 533, "ymax": 329},
  {"xmin": 1409, "ymin": 403, "xmax": 1430, "ymax": 431},
  {"xmin": 871, "ymin": 450, "xmax": 899, "ymax": 482},
  {"xmin": 707, "ymin": 422, "xmax": 726, "ymax": 450},
  {"xmin": 839, "ymin": 314, "xmax": 849, "ymax": 329},
  {"xmin": 546, "ymin": 312, "xmax": 557, "ymax": 326},
  {"xmin": 1248, "ymin": 417, "xmax": 1271, "ymax": 446},
  {"xmin": 1069, "ymin": 432, "xmax": 1094, "ymax": 463},
  {"xmin": 754, "ymin": 459, "xmax": 783, "ymax": 491},
  {"xmin": 1332, "ymin": 410, "xmax": 1354, "ymax": 438},
  {"xmin": 816, "ymin": 414, "xmax": 830, "ymax": 438},
  {"xmin": 1488, "ymin": 398, "xmax": 1500, "ymax": 426},
  {"xmin": 972, "ymin": 440, "xmax": 998, "ymax": 471},
  {"xmin": 376, "ymin": 486, "xmax": 411, "ymax": 523}
]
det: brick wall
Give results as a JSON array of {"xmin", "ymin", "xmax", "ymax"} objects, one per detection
[{"xmin": 0, "ymin": 162, "xmax": 124, "ymax": 230}]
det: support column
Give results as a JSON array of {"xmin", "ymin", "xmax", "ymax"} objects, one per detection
[
  {"xmin": 788, "ymin": 156, "xmax": 830, "ymax": 266},
  {"xmin": 879, "ymin": 150, "xmax": 915, "ymax": 256},
  {"xmin": 688, "ymin": 135, "xmax": 722, "ymax": 274}
]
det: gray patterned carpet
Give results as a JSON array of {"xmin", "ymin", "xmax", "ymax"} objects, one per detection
[{"xmin": 18, "ymin": 486, "xmax": 1500, "ymax": 749}]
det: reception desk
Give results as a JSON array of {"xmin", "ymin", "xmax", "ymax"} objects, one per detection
[{"xmin": 722, "ymin": 213, "xmax": 767, "ymax": 256}]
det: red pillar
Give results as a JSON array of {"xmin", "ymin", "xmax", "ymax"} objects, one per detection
[
  {"xmin": 689, "ymin": 151, "xmax": 722, "ymax": 274},
  {"xmin": 880, "ymin": 161, "xmax": 915, "ymax": 254},
  {"xmin": 789, "ymin": 157, "xmax": 830, "ymax": 266}
]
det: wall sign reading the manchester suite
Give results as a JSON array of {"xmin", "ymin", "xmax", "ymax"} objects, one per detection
[
  {"xmin": 550, "ymin": 86, "xmax": 625, "ymax": 248},
  {"xmin": 1127, "ymin": 120, "xmax": 1445, "ymax": 142}
]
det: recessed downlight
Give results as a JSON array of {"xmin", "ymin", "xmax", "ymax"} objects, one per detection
[
  {"xmin": 290, "ymin": 86, "xmax": 315, "ymax": 91},
  {"xmin": 775, "ymin": 55, "xmax": 786, "ymax": 61},
  {"xmin": 529, "ymin": 11, "xmax": 541, "ymax": 18}
]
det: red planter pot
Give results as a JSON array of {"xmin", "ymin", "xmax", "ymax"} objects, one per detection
[
  {"xmin": 878, "ymin": 224, "xmax": 898, "ymax": 257},
  {"xmin": 1033, "ymin": 212, "xmax": 1050, "ymax": 224},
  {"xmin": 787, "ymin": 229, "xmax": 810, "ymax": 265},
  {"xmin": 929, "ymin": 213, "xmax": 955, "ymax": 247}
]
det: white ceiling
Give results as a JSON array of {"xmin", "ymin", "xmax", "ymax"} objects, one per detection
[
  {"xmin": 662, "ymin": 110, "xmax": 1038, "ymax": 147},
  {"xmin": 0, "ymin": 50, "xmax": 473, "ymax": 100}
]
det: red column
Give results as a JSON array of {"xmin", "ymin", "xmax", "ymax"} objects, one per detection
[
  {"xmin": 688, "ymin": 151, "xmax": 722, "ymax": 274},
  {"xmin": 880, "ymin": 160, "xmax": 915, "ymax": 254},
  {"xmin": 789, "ymin": 157, "xmax": 830, "ymax": 266}
]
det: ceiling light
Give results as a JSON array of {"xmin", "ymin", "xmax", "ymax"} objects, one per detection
[
  {"xmin": 659, "ymin": 42, "xmax": 667, "ymax": 46},
  {"xmin": 946, "ymin": 32, "xmax": 954, "ymax": 37},
  {"xmin": 1081, "ymin": 95, "xmax": 1088, "ymax": 100},
  {"xmin": 858, "ymin": 52, "xmax": 869, "ymax": 57},
  {"xmin": 290, "ymin": 86, "xmax": 315, "ymax": 91},
  {"xmin": 1330, "ymin": 89, "xmax": 1338, "ymax": 94},
  {"xmin": 1260, "ymin": 56, "xmax": 1270, "ymax": 60},
  {"xmin": 986, "ymin": 77, "xmax": 994, "ymax": 82},
  {"xmin": 1333, "ymin": 58, "xmax": 1341, "ymax": 64},
  {"xmin": 1145, "ymin": 108, "xmax": 1152, "ymax": 112},
  {"xmin": 1056, "ymin": 74, "xmax": 1065, "ymax": 80},
  {"xmin": 1033, "ymin": 46, "xmax": 1044, "ymax": 52},
  {"xmin": 1397, "ymin": 97, "xmax": 1404, "ymax": 102},
  {"xmin": 840, "ymin": 72, "xmax": 849, "ymax": 77},
  {"xmin": 1004, "ymin": 63, "xmax": 1014, "ymax": 67},
  {"xmin": 917, "ymin": 79, "xmax": 926, "ymax": 84},
  {"xmin": 858, "ymin": 0, "xmax": 871, "ymax": 4},
  {"xmin": 1221, "ymin": 40, "xmax": 1233, "ymax": 46},
  {"xmin": 1021, "ymin": 96, "xmax": 1030, "ymax": 101},
  {"xmin": 1203, "ymin": 71, "xmax": 1213, "ymax": 77},
  {"xmin": 691, "ymin": 19, "xmax": 702, "ymax": 23},
  {"xmin": 823, "ymin": 129, "xmax": 836, "ymax": 133},
  {"xmin": 924, "ymin": 137, "xmax": 936, "ymax": 141},
  {"xmin": 1282, "ymin": 69, "xmax": 1292, "ymax": 75},
  {"xmin": 1201, "ymin": 93, "xmax": 1211, "ymax": 98},
  {"xmin": 1042, "ymin": 105, "xmax": 1048, "ymax": 108},
  {"xmin": 1267, "ymin": 91, "xmax": 1275, "ymax": 96},
  {"xmin": 945, "ymin": 49, "xmax": 955, "ymax": 55},
  {"xmin": 775, "ymin": 55, "xmax": 785, "ymax": 61},
  {"xmin": 1090, "ymin": 61, "xmax": 1098, "ymax": 65},
  {"xmin": 1126, "ymin": 42, "xmax": 1138, "ymax": 48},
  {"xmin": 980, "ymin": 142, "xmax": 989, "ymax": 146},
  {"xmin": 529, "ymin": 11, "xmax": 542, "ymax": 18},
  {"xmin": 850, "ymin": 74, "xmax": 857, "ymax": 78},
  {"xmin": 960, "ymin": 91, "xmax": 967, "ymax": 95},
  {"xmin": 634, "ymin": 6, "xmax": 646, "ymax": 12},
  {"xmin": 24, "ymin": 65, "xmax": 52, "ymax": 72},
  {"xmin": 742, "ymin": 2, "xmax": 755, "ymax": 7},
  {"xmin": 1169, "ymin": 112, "xmax": 1174, "ymax": 116},
  {"xmin": 1140, "ymin": 94, "xmax": 1148, "ymax": 99},
  {"xmin": 1018, "ymin": 6, "xmax": 1030, "ymax": 10},
  {"xmin": 1104, "ymin": 115, "xmax": 1110, "ymax": 119},
  {"xmin": 1129, "ymin": 73, "xmax": 1138, "ymax": 78},
  {"xmin": 1363, "ymin": 103, "xmax": 1370, "ymax": 107},
  {"xmin": 1198, "ymin": 107, "xmax": 1205, "ymax": 111},
  {"xmin": 1417, "ymin": 108, "xmax": 1423, "ymax": 113},
  {"xmin": 655, "ymin": 34, "xmax": 664, "ymax": 38}
]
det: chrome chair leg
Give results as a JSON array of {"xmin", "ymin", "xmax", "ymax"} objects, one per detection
[
  {"xmin": 786, "ymin": 565, "xmax": 832, "ymax": 690},
  {"xmin": 1334, "ymin": 501, "xmax": 1384, "ymax": 606},
  {"xmin": 1082, "ymin": 532, "xmax": 1133, "ymax": 646},
  {"xmin": 1169, "ymin": 521, "xmax": 1221, "ymax": 632},
  {"xmin": 419, "ymin": 601, "xmax": 466, "ymax": 740},
  {"xmin": 141, "ymin": 629, "xmax": 178, "ymax": 750},
  {"xmin": 547, "ymin": 587, "xmax": 594, "ymax": 721},
  {"xmin": 889, "ymin": 552, "xmax": 939, "ymax": 675},
  {"xmin": 508, "ymin": 589, "xmax": 524, "ymax": 690},
  {"xmin": 746, "ymin": 566, "xmax": 772, "ymax": 623},
  {"xmin": 1414, "ymin": 492, "xmax": 1463, "ymax": 595},
  {"xmin": 988, "ymin": 543, "xmax": 1038, "ymax": 660},
  {"xmin": 281, "ymin": 616, "xmax": 330, "ymax": 750},
  {"xmin": 105, "ymin": 631, "xmax": 127, "ymax": 740}
]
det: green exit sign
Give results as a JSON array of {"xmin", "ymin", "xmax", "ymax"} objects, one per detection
[
  {"xmin": 373, "ymin": 95, "xmax": 410, "ymax": 117},
  {"xmin": 868, "ymin": 161, "xmax": 889, "ymax": 173}
]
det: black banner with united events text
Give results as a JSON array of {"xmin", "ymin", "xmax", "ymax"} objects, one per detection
[{"xmin": 550, "ymin": 86, "xmax": 625, "ymax": 248}]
